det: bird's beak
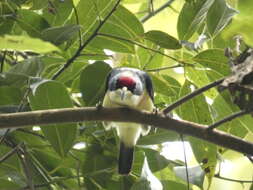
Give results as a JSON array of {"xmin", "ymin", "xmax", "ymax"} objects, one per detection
[{"xmin": 121, "ymin": 87, "xmax": 128, "ymax": 100}]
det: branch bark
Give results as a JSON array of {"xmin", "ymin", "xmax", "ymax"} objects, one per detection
[{"xmin": 0, "ymin": 107, "xmax": 253, "ymax": 155}]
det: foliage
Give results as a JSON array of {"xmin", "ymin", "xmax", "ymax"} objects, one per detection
[{"xmin": 0, "ymin": 0, "xmax": 252, "ymax": 190}]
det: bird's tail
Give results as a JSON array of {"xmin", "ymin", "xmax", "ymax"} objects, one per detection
[{"xmin": 118, "ymin": 142, "xmax": 134, "ymax": 175}]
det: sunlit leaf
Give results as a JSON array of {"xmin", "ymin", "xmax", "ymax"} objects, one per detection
[
  {"xmin": 144, "ymin": 30, "xmax": 181, "ymax": 49},
  {"xmin": 177, "ymin": 0, "xmax": 214, "ymax": 40},
  {"xmin": 207, "ymin": 0, "xmax": 238, "ymax": 37},
  {"xmin": 0, "ymin": 35, "xmax": 59, "ymax": 53}
]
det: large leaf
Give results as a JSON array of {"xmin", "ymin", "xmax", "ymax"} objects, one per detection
[
  {"xmin": 212, "ymin": 91, "xmax": 252, "ymax": 136},
  {"xmin": 207, "ymin": 0, "xmax": 238, "ymax": 37},
  {"xmin": 131, "ymin": 157, "xmax": 163, "ymax": 190},
  {"xmin": 29, "ymin": 81, "xmax": 77, "ymax": 157},
  {"xmin": 42, "ymin": 0, "xmax": 74, "ymax": 26},
  {"xmin": 150, "ymin": 74, "xmax": 181, "ymax": 97},
  {"xmin": 0, "ymin": 179, "xmax": 22, "ymax": 190},
  {"xmin": 185, "ymin": 64, "xmax": 218, "ymax": 98},
  {"xmin": 138, "ymin": 129, "xmax": 179, "ymax": 145},
  {"xmin": 144, "ymin": 30, "xmax": 181, "ymax": 50},
  {"xmin": 193, "ymin": 49, "xmax": 230, "ymax": 76},
  {"xmin": 0, "ymin": 35, "xmax": 59, "ymax": 53},
  {"xmin": 0, "ymin": 87, "xmax": 22, "ymax": 106},
  {"xmin": 75, "ymin": 0, "xmax": 143, "ymax": 53},
  {"xmin": 80, "ymin": 61, "xmax": 112, "ymax": 106},
  {"xmin": 176, "ymin": 80, "xmax": 217, "ymax": 184},
  {"xmin": 222, "ymin": 0, "xmax": 253, "ymax": 46},
  {"xmin": 89, "ymin": 5, "xmax": 144, "ymax": 53},
  {"xmin": 8, "ymin": 57, "xmax": 45, "ymax": 77},
  {"xmin": 16, "ymin": 9, "xmax": 50, "ymax": 38},
  {"xmin": 177, "ymin": 0, "xmax": 214, "ymax": 40},
  {"xmin": 42, "ymin": 24, "xmax": 81, "ymax": 45}
]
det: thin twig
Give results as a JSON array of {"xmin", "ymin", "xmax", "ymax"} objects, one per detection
[
  {"xmin": 51, "ymin": 0, "xmax": 121, "ymax": 80},
  {"xmin": 0, "ymin": 50, "xmax": 7, "ymax": 72},
  {"xmin": 5, "ymin": 140, "xmax": 35, "ymax": 190},
  {"xmin": 0, "ymin": 143, "xmax": 21, "ymax": 163},
  {"xmin": 162, "ymin": 78, "xmax": 225, "ymax": 114},
  {"xmin": 180, "ymin": 134, "xmax": 190, "ymax": 190},
  {"xmin": 141, "ymin": 0, "xmax": 175, "ymax": 23},
  {"xmin": 97, "ymin": 32, "xmax": 183, "ymax": 63},
  {"xmin": 145, "ymin": 64, "xmax": 192, "ymax": 72},
  {"xmin": 214, "ymin": 174, "xmax": 253, "ymax": 183},
  {"xmin": 208, "ymin": 109, "xmax": 252, "ymax": 130}
]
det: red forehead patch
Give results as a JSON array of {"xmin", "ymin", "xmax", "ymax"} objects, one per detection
[{"xmin": 118, "ymin": 76, "xmax": 136, "ymax": 88}]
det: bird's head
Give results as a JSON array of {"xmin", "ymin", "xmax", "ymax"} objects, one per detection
[{"xmin": 105, "ymin": 67, "xmax": 153, "ymax": 107}]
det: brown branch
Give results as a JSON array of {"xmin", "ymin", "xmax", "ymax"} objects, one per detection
[
  {"xmin": 162, "ymin": 78, "xmax": 225, "ymax": 114},
  {"xmin": 0, "ymin": 107, "xmax": 253, "ymax": 155},
  {"xmin": 208, "ymin": 109, "xmax": 252, "ymax": 130},
  {"xmin": 51, "ymin": 0, "xmax": 121, "ymax": 80}
]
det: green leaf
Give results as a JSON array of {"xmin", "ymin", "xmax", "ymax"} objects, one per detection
[
  {"xmin": 185, "ymin": 64, "xmax": 218, "ymax": 98},
  {"xmin": 29, "ymin": 81, "xmax": 77, "ymax": 157},
  {"xmin": 89, "ymin": 5, "xmax": 144, "ymax": 53},
  {"xmin": 212, "ymin": 91, "xmax": 252, "ymax": 136},
  {"xmin": 0, "ymin": 35, "xmax": 59, "ymax": 53},
  {"xmin": 80, "ymin": 61, "xmax": 112, "ymax": 106},
  {"xmin": 144, "ymin": 148, "xmax": 171, "ymax": 172},
  {"xmin": 177, "ymin": 0, "xmax": 214, "ymax": 40},
  {"xmin": 174, "ymin": 165, "xmax": 205, "ymax": 188},
  {"xmin": 131, "ymin": 157, "xmax": 163, "ymax": 190},
  {"xmin": 150, "ymin": 74, "xmax": 181, "ymax": 97},
  {"xmin": 16, "ymin": 9, "xmax": 50, "ymax": 38},
  {"xmin": 138, "ymin": 129, "xmax": 179, "ymax": 145},
  {"xmin": 177, "ymin": 80, "xmax": 217, "ymax": 184},
  {"xmin": 129, "ymin": 41, "xmax": 164, "ymax": 70},
  {"xmin": 0, "ymin": 179, "xmax": 22, "ymax": 190},
  {"xmin": 0, "ymin": 87, "xmax": 22, "ymax": 106},
  {"xmin": 144, "ymin": 30, "xmax": 181, "ymax": 49},
  {"xmin": 161, "ymin": 180, "xmax": 188, "ymax": 190},
  {"xmin": 8, "ymin": 57, "xmax": 45, "ymax": 77},
  {"xmin": 0, "ymin": 73, "xmax": 28, "ymax": 87},
  {"xmin": 207, "ymin": 0, "xmax": 238, "ymax": 37},
  {"xmin": 42, "ymin": 24, "xmax": 81, "ymax": 45},
  {"xmin": 222, "ymin": 0, "xmax": 253, "ymax": 46},
  {"xmin": 193, "ymin": 49, "xmax": 230, "ymax": 76},
  {"xmin": 42, "ymin": 0, "xmax": 74, "ymax": 26}
]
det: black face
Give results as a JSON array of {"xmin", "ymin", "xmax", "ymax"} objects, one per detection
[{"xmin": 105, "ymin": 67, "xmax": 154, "ymax": 101}]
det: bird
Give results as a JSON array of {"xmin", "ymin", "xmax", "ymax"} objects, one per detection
[{"xmin": 102, "ymin": 67, "xmax": 154, "ymax": 175}]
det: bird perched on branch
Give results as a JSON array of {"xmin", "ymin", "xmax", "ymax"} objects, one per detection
[{"xmin": 103, "ymin": 67, "xmax": 154, "ymax": 175}]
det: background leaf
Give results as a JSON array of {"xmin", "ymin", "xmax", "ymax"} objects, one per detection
[
  {"xmin": 80, "ymin": 61, "xmax": 112, "ymax": 106},
  {"xmin": 29, "ymin": 81, "xmax": 77, "ymax": 157}
]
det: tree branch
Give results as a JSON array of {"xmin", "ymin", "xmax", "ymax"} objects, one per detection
[
  {"xmin": 0, "ymin": 107, "xmax": 253, "ymax": 155},
  {"xmin": 208, "ymin": 109, "xmax": 252, "ymax": 130},
  {"xmin": 141, "ymin": 0, "xmax": 175, "ymax": 23},
  {"xmin": 51, "ymin": 0, "xmax": 121, "ymax": 80},
  {"xmin": 162, "ymin": 78, "xmax": 225, "ymax": 114}
]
